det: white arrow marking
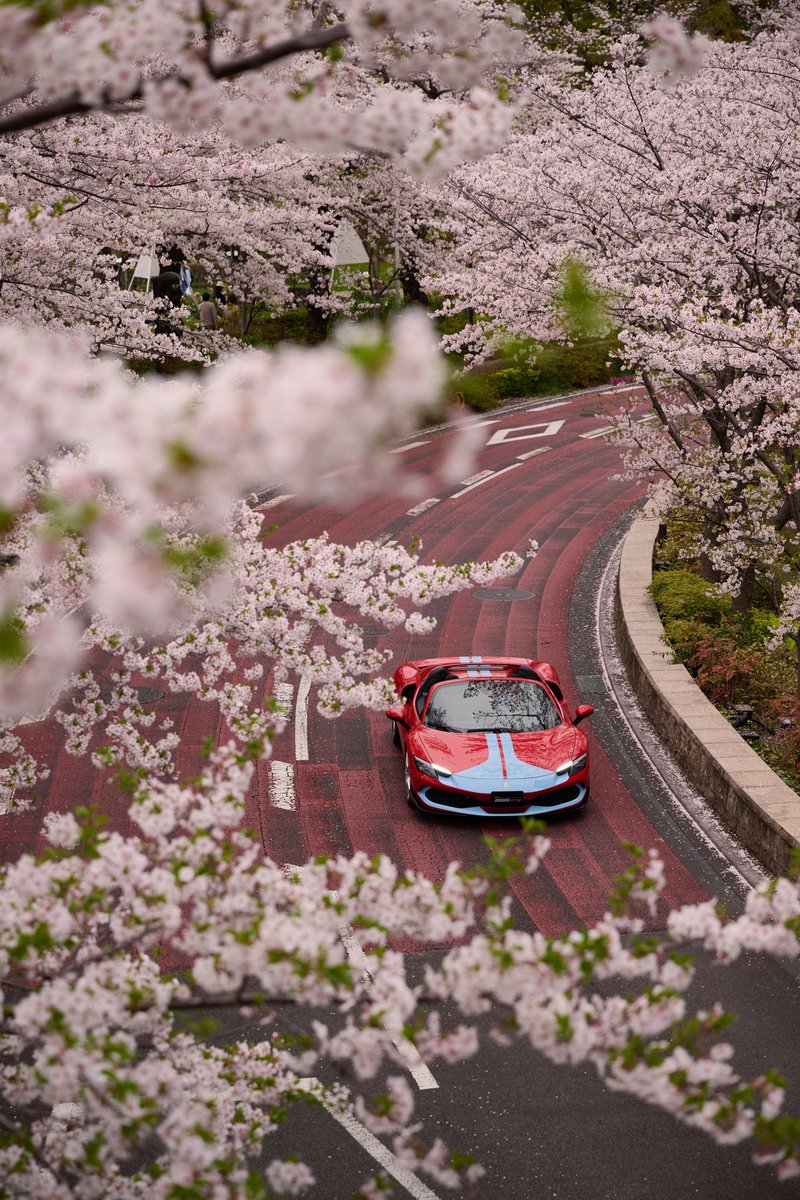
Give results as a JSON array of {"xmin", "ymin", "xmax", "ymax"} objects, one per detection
[{"xmin": 486, "ymin": 419, "xmax": 564, "ymax": 445}]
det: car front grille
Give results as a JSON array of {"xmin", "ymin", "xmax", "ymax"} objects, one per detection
[{"xmin": 423, "ymin": 784, "xmax": 582, "ymax": 809}]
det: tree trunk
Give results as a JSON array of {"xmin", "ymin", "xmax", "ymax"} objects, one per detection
[{"xmin": 730, "ymin": 562, "xmax": 755, "ymax": 614}]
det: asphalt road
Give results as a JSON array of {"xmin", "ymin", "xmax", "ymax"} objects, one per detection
[{"xmin": 6, "ymin": 384, "xmax": 800, "ymax": 1198}]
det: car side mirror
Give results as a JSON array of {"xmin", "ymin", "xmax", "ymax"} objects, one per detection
[
  {"xmin": 573, "ymin": 704, "xmax": 594, "ymax": 725},
  {"xmin": 386, "ymin": 708, "xmax": 409, "ymax": 729}
]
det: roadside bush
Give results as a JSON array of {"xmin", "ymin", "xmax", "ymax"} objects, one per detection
[
  {"xmin": 650, "ymin": 570, "xmax": 731, "ymax": 624},
  {"xmin": 494, "ymin": 363, "xmax": 540, "ymax": 398}
]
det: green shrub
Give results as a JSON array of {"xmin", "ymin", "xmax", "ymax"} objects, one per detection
[
  {"xmin": 663, "ymin": 617, "xmax": 713, "ymax": 663},
  {"xmin": 650, "ymin": 570, "xmax": 731, "ymax": 624},
  {"xmin": 453, "ymin": 370, "xmax": 501, "ymax": 411},
  {"xmin": 493, "ymin": 363, "xmax": 541, "ymax": 399}
]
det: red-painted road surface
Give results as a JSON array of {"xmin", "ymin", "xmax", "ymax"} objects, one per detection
[{"xmin": 2, "ymin": 386, "xmax": 708, "ymax": 934}]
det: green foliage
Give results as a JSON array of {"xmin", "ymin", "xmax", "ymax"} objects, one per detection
[
  {"xmin": 0, "ymin": 609, "xmax": 27, "ymax": 666},
  {"xmin": 493, "ymin": 362, "xmax": 541, "ymax": 399},
  {"xmin": 555, "ymin": 258, "xmax": 612, "ymax": 340},
  {"xmin": 650, "ymin": 569, "xmax": 730, "ymax": 624}
]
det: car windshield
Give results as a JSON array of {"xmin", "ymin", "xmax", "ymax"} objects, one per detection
[{"xmin": 424, "ymin": 679, "xmax": 561, "ymax": 734}]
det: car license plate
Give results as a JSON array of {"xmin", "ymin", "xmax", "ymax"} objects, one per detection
[{"xmin": 491, "ymin": 792, "xmax": 523, "ymax": 804}]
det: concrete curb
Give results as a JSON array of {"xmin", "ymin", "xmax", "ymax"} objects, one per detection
[{"xmin": 616, "ymin": 516, "xmax": 800, "ymax": 878}]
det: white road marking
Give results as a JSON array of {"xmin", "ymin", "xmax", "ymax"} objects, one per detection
[
  {"xmin": 405, "ymin": 497, "xmax": 440, "ymax": 516},
  {"xmin": 458, "ymin": 469, "xmax": 494, "ymax": 486},
  {"xmin": 297, "ymin": 1080, "xmax": 444, "ymax": 1200},
  {"xmin": 485, "ymin": 419, "xmax": 565, "ymax": 445},
  {"xmin": 269, "ymin": 760, "xmax": 296, "ymax": 810},
  {"xmin": 282, "ymin": 868, "xmax": 439, "ymax": 1092},
  {"xmin": 525, "ymin": 400, "xmax": 569, "ymax": 412},
  {"xmin": 581, "ymin": 416, "xmax": 654, "ymax": 442},
  {"xmin": 450, "ymin": 461, "xmax": 523, "ymax": 497},
  {"xmin": 273, "ymin": 682, "xmax": 295, "ymax": 716},
  {"xmin": 390, "ymin": 440, "xmax": 430, "ymax": 453},
  {"xmin": 337, "ymin": 924, "xmax": 439, "ymax": 1092},
  {"xmin": 261, "ymin": 493, "xmax": 296, "ymax": 508},
  {"xmin": 595, "ymin": 385, "xmax": 641, "ymax": 396},
  {"xmin": 52, "ymin": 1103, "xmax": 83, "ymax": 1122},
  {"xmin": 516, "ymin": 446, "xmax": 551, "ymax": 461},
  {"xmin": 295, "ymin": 674, "xmax": 311, "ymax": 762}
]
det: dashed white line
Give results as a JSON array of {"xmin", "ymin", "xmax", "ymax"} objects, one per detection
[
  {"xmin": 579, "ymin": 426, "xmax": 613, "ymax": 440},
  {"xmin": 525, "ymin": 400, "xmax": 569, "ymax": 412},
  {"xmin": 261, "ymin": 493, "xmax": 296, "ymax": 508},
  {"xmin": 516, "ymin": 446, "xmax": 552, "ymax": 461},
  {"xmin": 405, "ymin": 497, "xmax": 440, "ymax": 516},
  {"xmin": 297, "ymin": 1081, "xmax": 444, "ymax": 1200},
  {"xmin": 283, "ymin": 870, "xmax": 439, "ymax": 1093},
  {"xmin": 273, "ymin": 682, "xmax": 295, "ymax": 716},
  {"xmin": 295, "ymin": 674, "xmax": 311, "ymax": 762},
  {"xmin": 595, "ymin": 384, "xmax": 641, "ymax": 396},
  {"xmin": 450, "ymin": 461, "xmax": 523, "ymax": 497},
  {"xmin": 338, "ymin": 925, "xmax": 438, "ymax": 1092},
  {"xmin": 458, "ymin": 469, "xmax": 494, "ymax": 487},
  {"xmin": 390, "ymin": 440, "xmax": 430, "ymax": 454},
  {"xmin": 269, "ymin": 760, "xmax": 296, "ymax": 810}
]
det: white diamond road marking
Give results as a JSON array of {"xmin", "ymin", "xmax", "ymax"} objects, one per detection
[
  {"xmin": 485, "ymin": 419, "xmax": 565, "ymax": 445},
  {"xmin": 516, "ymin": 446, "xmax": 551, "ymax": 461},
  {"xmin": 405, "ymin": 497, "xmax": 440, "ymax": 516},
  {"xmin": 269, "ymin": 760, "xmax": 296, "ymax": 810},
  {"xmin": 297, "ymin": 1080, "xmax": 443, "ymax": 1199},
  {"xmin": 450, "ymin": 461, "xmax": 523, "ymax": 497}
]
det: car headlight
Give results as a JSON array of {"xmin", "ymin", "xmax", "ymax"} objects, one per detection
[
  {"xmin": 413, "ymin": 756, "xmax": 452, "ymax": 780},
  {"xmin": 555, "ymin": 753, "xmax": 587, "ymax": 777}
]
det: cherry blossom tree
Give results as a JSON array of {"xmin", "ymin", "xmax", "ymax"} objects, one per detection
[
  {"xmin": 429, "ymin": 15, "xmax": 800, "ymax": 678},
  {"xmin": 3, "ymin": 4, "xmax": 800, "ymax": 1196}
]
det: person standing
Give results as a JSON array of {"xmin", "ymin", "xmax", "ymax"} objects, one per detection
[{"xmin": 198, "ymin": 292, "xmax": 217, "ymax": 330}]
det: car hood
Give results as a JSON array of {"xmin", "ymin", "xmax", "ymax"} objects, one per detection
[{"xmin": 409, "ymin": 726, "xmax": 583, "ymax": 784}]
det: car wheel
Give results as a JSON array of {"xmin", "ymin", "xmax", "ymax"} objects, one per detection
[{"xmin": 391, "ymin": 719, "xmax": 401, "ymax": 748}]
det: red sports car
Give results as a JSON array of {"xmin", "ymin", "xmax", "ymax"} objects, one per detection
[{"xmin": 385, "ymin": 656, "xmax": 593, "ymax": 817}]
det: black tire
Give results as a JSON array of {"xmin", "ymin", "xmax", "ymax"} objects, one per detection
[{"xmin": 391, "ymin": 718, "xmax": 401, "ymax": 748}]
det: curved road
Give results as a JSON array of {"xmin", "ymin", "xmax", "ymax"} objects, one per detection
[{"xmin": 6, "ymin": 385, "xmax": 800, "ymax": 1199}]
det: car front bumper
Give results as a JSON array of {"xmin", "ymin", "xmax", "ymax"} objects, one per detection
[{"xmin": 412, "ymin": 778, "xmax": 589, "ymax": 817}]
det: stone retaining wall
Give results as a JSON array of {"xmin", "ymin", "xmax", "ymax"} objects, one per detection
[{"xmin": 615, "ymin": 516, "xmax": 800, "ymax": 877}]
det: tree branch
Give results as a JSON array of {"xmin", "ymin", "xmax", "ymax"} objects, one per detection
[{"xmin": 0, "ymin": 22, "xmax": 351, "ymax": 136}]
